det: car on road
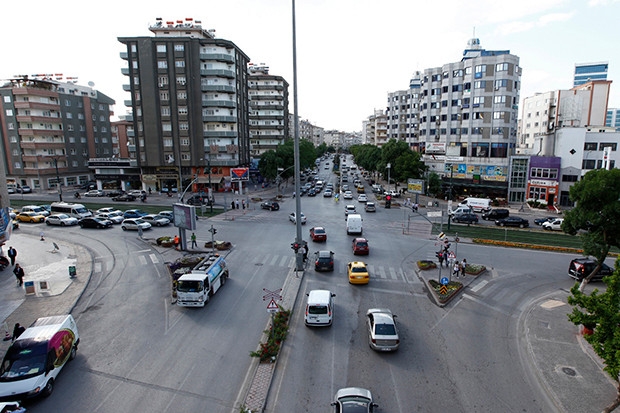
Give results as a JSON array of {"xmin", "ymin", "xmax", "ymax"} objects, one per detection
[
  {"xmin": 568, "ymin": 257, "xmax": 613, "ymax": 282},
  {"xmin": 347, "ymin": 261, "xmax": 369, "ymax": 285},
  {"xmin": 186, "ymin": 194, "xmax": 211, "ymax": 206},
  {"xmin": 542, "ymin": 218, "xmax": 564, "ymax": 231},
  {"xmin": 344, "ymin": 205, "xmax": 357, "ymax": 216},
  {"xmin": 112, "ymin": 193, "xmax": 136, "ymax": 202},
  {"xmin": 534, "ymin": 216, "xmax": 557, "ymax": 226},
  {"xmin": 343, "ymin": 191, "xmax": 353, "ymax": 199},
  {"xmin": 352, "ymin": 237, "xmax": 369, "ymax": 255},
  {"xmin": 141, "ymin": 214, "xmax": 171, "ymax": 226},
  {"xmin": 289, "ymin": 212, "xmax": 307, "ymax": 225},
  {"xmin": 97, "ymin": 207, "xmax": 121, "ymax": 214},
  {"xmin": 7, "ymin": 187, "xmax": 16, "ymax": 194},
  {"xmin": 385, "ymin": 189, "xmax": 399, "ymax": 198},
  {"xmin": 17, "ymin": 185, "xmax": 32, "ymax": 193},
  {"xmin": 78, "ymin": 217, "xmax": 113, "ymax": 229},
  {"xmin": 45, "ymin": 213, "xmax": 78, "ymax": 226},
  {"xmin": 127, "ymin": 189, "xmax": 146, "ymax": 197},
  {"xmin": 261, "ymin": 201, "xmax": 280, "ymax": 211},
  {"xmin": 307, "ymin": 188, "xmax": 317, "ymax": 197},
  {"xmin": 105, "ymin": 189, "xmax": 125, "ymax": 197},
  {"xmin": 84, "ymin": 189, "xmax": 105, "ymax": 197},
  {"xmin": 96, "ymin": 211, "xmax": 125, "ymax": 224},
  {"xmin": 123, "ymin": 209, "xmax": 148, "ymax": 219},
  {"xmin": 323, "ymin": 189, "xmax": 333, "ymax": 197},
  {"xmin": 15, "ymin": 212, "xmax": 45, "ymax": 223},
  {"xmin": 358, "ymin": 194, "xmax": 368, "ymax": 202},
  {"xmin": 315, "ymin": 250, "xmax": 335, "ymax": 272},
  {"xmin": 366, "ymin": 308, "xmax": 400, "ymax": 352},
  {"xmin": 482, "ymin": 208, "xmax": 509, "ymax": 221},
  {"xmin": 310, "ymin": 226, "xmax": 327, "ymax": 242},
  {"xmin": 121, "ymin": 218, "xmax": 152, "ymax": 231},
  {"xmin": 331, "ymin": 387, "xmax": 378, "ymax": 413},
  {"xmin": 159, "ymin": 211, "xmax": 174, "ymax": 221},
  {"xmin": 365, "ymin": 202, "xmax": 376, "ymax": 212},
  {"xmin": 495, "ymin": 216, "xmax": 529, "ymax": 228},
  {"xmin": 453, "ymin": 213, "xmax": 479, "ymax": 224}
]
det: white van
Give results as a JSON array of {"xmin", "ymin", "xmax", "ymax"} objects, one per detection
[
  {"xmin": 346, "ymin": 214, "xmax": 363, "ymax": 235},
  {"xmin": 305, "ymin": 290, "xmax": 335, "ymax": 327},
  {"xmin": 459, "ymin": 197, "xmax": 492, "ymax": 213},
  {"xmin": 449, "ymin": 206, "xmax": 472, "ymax": 217},
  {"xmin": 0, "ymin": 315, "xmax": 79, "ymax": 400},
  {"xmin": 50, "ymin": 202, "xmax": 93, "ymax": 219}
]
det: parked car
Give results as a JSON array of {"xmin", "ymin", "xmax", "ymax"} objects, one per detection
[
  {"xmin": 534, "ymin": 216, "xmax": 557, "ymax": 226},
  {"xmin": 15, "ymin": 212, "xmax": 45, "ymax": 223},
  {"xmin": 123, "ymin": 209, "xmax": 148, "ymax": 219},
  {"xmin": 495, "ymin": 216, "xmax": 529, "ymax": 228},
  {"xmin": 568, "ymin": 257, "xmax": 614, "ymax": 282},
  {"xmin": 366, "ymin": 308, "xmax": 400, "ymax": 352},
  {"xmin": 323, "ymin": 189, "xmax": 333, "ymax": 197},
  {"xmin": 289, "ymin": 212, "xmax": 307, "ymax": 225},
  {"xmin": 365, "ymin": 202, "xmax": 376, "ymax": 212},
  {"xmin": 331, "ymin": 388, "xmax": 378, "ymax": 413},
  {"xmin": 358, "ymin": 194, "xmax": 368, "ymax": 202},
  {"xmin": 97, "ymin": 207, "xmax": 121, "ymax": 214},
  {"xmin": 17, "ymin": 185, "xmax": 32, "ymax": 193},
  {"xmin": 352, "ymin": 237, "xmax": 369, "ymax": 255},
  {"xmin": 112, "ymin": 193, "xmax": 136, "ymax": 202},
  {"xmin": 261, "ymin": 201, "xmax": 280, "ymax": 211},
  {"xmin": 159, "ymin": 211, "xmax": 174, "ymax": 221},
  {"xmin": 45, "ymin": 213, "xmax": 78, "ymax": 226},
  {"xmin": 482, "ymin": 208, "xmax": 509, "ymax": 221},
  {"xmin": 543, "ymin": 218, "xmax": 564, "ymax": 231},
  {"xmin": 127, "ymin": 189, "xmax": 145, "ymax": 197},
  {"xmin": 96, "ymin": 211, "xmax": 125, "ymax": 224},
  {"xmin": 345, "ymin": 205, "xmax": 357, "ymax": 216},
  {"xmin": 105, "ymin": 189, "xmax": 125, "ymax": 197},
  {"xmin": 78, "ymin": 217, "xmax": 113, "ymax": 229},
  {"xmin": 84, "ymin": 189, "xmax": 105, "ymax": 197},
  {"xmin": 315, "ymin": 250, "xmax": 335, "ymax": 272},
  {"xmin": 141, "ymin": 214, "xmax": 171, "ymax": 226},
  {"xmin": 453, "ymin": 213, "xmax": 479, "ymax": 224},
  {"xmin": 121, "ymin": 218, "xmax": 152, "ymax": 231},
  {"xmin": 186, "ymin": 194, "xmax": 211, "ymax": 206},
  {"xmin": 347, "ymin": 261, "xmax": 369, "ymax": 285},
  {"xmin": 310, "ymin": 226, "xmax": 327, "ymax": 242}
]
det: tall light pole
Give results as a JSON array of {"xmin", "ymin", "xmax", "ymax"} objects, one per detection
[
  {"xmin": 387, "ymin": 163, "xmax": 391, "ymax": 192},
  {"xmin": 292, "ymin": 0, "xmax": 303, "ymax": 271},
  {"xmin": 53, "ymin": 157, "xmax": 62, "ymax": 202}
]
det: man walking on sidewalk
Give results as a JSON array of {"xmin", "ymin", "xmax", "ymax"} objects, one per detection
[
  {"xmin": 7, "ymin": 247, "xmax": 16, "ymax": 266},
  {"xmin": 191, "ymin": 232, "xmax": 197, "ymax": 249},
  {"xmin": 13, "ymin": 263, "xmax": 24, "ymax": 287}
]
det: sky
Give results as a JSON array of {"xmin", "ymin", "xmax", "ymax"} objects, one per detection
[{"xmin": 1, "ymin": 0, "xmax": 618, "ymax": 132}]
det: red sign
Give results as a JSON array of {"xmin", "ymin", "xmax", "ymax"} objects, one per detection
[{"xmin": 231, "ymin": 168, "xmax": 249, "ymax": 182}]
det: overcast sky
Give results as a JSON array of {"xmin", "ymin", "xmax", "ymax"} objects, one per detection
[{"xmin": 1, "ymin": 0, "xmax": 618, "ymax": 132}]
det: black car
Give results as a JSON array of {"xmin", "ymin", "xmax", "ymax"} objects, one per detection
[
  {"xmin": 261, "ymin": 201, "xmax": 280, "ymax": 211},
  {"xmin": 568, "ymin": 258, "xmax": 613, "ymax": 282},
  {"xmin": 315, "ymin": 250, "xmax": 334, "ymax": 272},
  {"xmin": 495, "ymin": 216, "xmax": 529, "ymax": 228},
  {"xmin": 534, "ymin": 216, "xmax": 556, "ymax": 226},
  {"xmin": 453, "ymin": 213, "xmax": 479, "ymax": 224},
  {"xmin": 307, "ymin": 189, "xmax": 317, "ymax": 197},
  {"xmin": 78, "ymin": 217, "xmax": 113, "ymax": 229},
  {"xmin": 482, "ymin": 208, "xmax": 509, "ymax": 220},
  {"xmin": 112, "ymin": 193, "xmax": 136, "ymax": 202},
  {"xmin": 186, "ymin": 194, "xmax": 212, "ymax": 206},
  {"xmin": 106, "ymin": 189, "xmax": 125, "ymax": 197}
]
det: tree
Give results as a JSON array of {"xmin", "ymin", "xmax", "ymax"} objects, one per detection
[
  {"xmin": 258, "ymin": 151, "xmax": 281, "ymax": 181},
  {"xmin": 568, "ymin": 266, "xmax": 620, "ymax": 413},
  {"xmin": 393, "ymin": 151, "xmax": 426, "ymax": 184},
  {"xmin": 563, "ymin": 169, "xmax": 620, "ymax": 292},
  {"xmin": 427, "ymin": 172, "xmax": 442, "ymax": 197}
]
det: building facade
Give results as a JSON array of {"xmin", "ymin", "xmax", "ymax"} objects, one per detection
[
  {"xmin": 574, "ymin": 61, "xmax": 608, "ymax": 87},
  {"xmin": 385, "ymin": 71, "xmax": 422, "ymax": 149},
  {"xmin": 248, "ymin": 63, "xmax": 289, "ymax": 157},
  {"xmin": 0, "ymin": 77, "xmax": 114, "ymax": 193},
  {"xmin": 606, "ymin": 108, "xmax": 620, "ymax": 131},
  {"xmin": 118, "ymin": 17, "xmax": 251, "ymax": 193}
]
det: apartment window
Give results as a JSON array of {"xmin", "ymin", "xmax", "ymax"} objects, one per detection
[
  {"xmin": 496, "ymin": 63, "xmax": 509, "ymax": 72},
  {"xmin": 178, "ymin": 107, "xmax": 188, "ymax": 115},
  {"xmin": 181, "ymin": 138, "xmax": 190, "ymax": 146},
  {"xmin": 180, "ymin": 123, "xmax": 189, "ymax": 131},
  {"xmin": 451, "ymin": 114, "xmax": 459, "ymax": 121},
  {"xmin": 181, "ymin": 154, "xmax": 191, "ymax": 161},
  {"xmin": 600, "ymin": 143, "xmax": 617, "ymax": 151},
  {"xmin": 157, "ymin": 44, "xmax": 167, "ymax": 53},
  {"xmin": 67, "ymin": 125, "xmax": 74, "ymax": 132},
  {"xmin": 494, "ymin": 95, "xmax": 506, "ymax": 104},
  {"xmin": 562, "ymin": 174, "xmax": 579, "ymax": 182},
  {"xmin": 176, "ymin": 76, "xmax": 186, "ymax": 85},
  {"xmin": 490, "ymin": 143, "xmax": 508, "ymax": 157},
  {"xmin": 474, "ymin": 65, "xmax": 486, "ymax": 78},
  {"xmin": 174, "ymin": 44, "xmax": 185, "ymax": 51},
  {"xmin": 584, "ymin": 142, "xmax": 597, "ymax": 151},
  {"xmin": 453, "ymin": 69, "xmax": 463, "ymax": 77},
  {"xmin": 452, "ymin": 84, "xmax": 463, "ymax": 92},
  {"xmin": 162, "ymin": 123, "xmax": 172, "ymax": 131},
  {"xmin": 431, "ymin": 74, "xmax": 441, "ymax": 82},
  {"xmin": 66, "ymin": 113, "xmax": 73, "ymax": 119},
  {"xmin": 474, "ymin": 81, "xmax": 486, "ymax": 89},
  {"xmin": 161, "ymin": 107, "xmax": 170, "ymax": 116},
  {"xmin": 163, "ymin": 138, "xmax": 173, "ymax": 147},
  {"xmin": 175, "ymin": 60, "xmax": 186, "ymax": 68},
  {"xmin": 442, "ymin": 71, "xmax": 449, "ymax": 79},
  {"xmin": 493, "ymin": 111, "xmax": 505, "ymax": 120},
  {"xmin": 465, "ymin": 67, "xmax": 472, "ymax": 75},
  {"xmin": 160, "ymin": 91, "xmax": 169, "ymax": 101},
  {"xmin": 133, "ymin": 76, "xmax": 139, "ymax": 85},
  {"xmin": 471, "ymin": 142, "xmax": 489, "ymax": 156},
  {"xmin": 473, "ymin": 96, "xmax": 485, "ymax": 106},
  {"xmin": 3, "ymin": 96, "xmax": 11, "ymax": 103},
  {"xmin": 494, "ymin": 79, "xmax": 508, "ymax": 89},
  {"xmin": 451, "ymin": 99, "xmax": 461, "ymax": 107},
  {"xmin": 7, "ymin": 123, "xmax": 14, "ymax": 130},
  {"xmin": 177, "ymin": 91, "xmax": 187, "ymax": 100},
  {"xmin": 158, "ymin": 60, "xmax": 168, "ymax": 69}
]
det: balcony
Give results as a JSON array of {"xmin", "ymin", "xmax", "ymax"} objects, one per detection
[
  {"xmin": 203, "ymin": 116, "xmax": 237, "ymax": 123},
  {"xmin": 123, "ymin": 84, "xmax": 132, "ymax": 91},
  {"xmin": 202, "ymin": 100, "xmax": 236, "ymax": 108},
  {"xmin": 121, "ymin": 67, "xmax": 130, "ymax": 75},
  {"xmin": 120, "ymin": 52, "xmax": 128, "ymax": 60},
  {"xmin": 201, "ymin": 84, "xmax": 235, "ymax": 93},
  {"xmin": 200, "ymin": 69, "xmax": 235, "ymax": 78},
  {"xmin": 200, "ymin": 53, "xmax": 234, "ymax": 63},
  {"xmin": 20, "ymin": 141, "xmax": 66, "ymax": 150},
  {"xmin": 203, "ymin": 131, "xmax": 237, "ymax": 138},
  {"xmin": 124, "ymin": 100, "xmax": 133, "ymax": 107}
]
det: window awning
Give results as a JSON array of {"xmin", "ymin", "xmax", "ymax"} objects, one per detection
[{"xmin": 196, "ymin": 174, "xmax": 225, "ymax": 184}]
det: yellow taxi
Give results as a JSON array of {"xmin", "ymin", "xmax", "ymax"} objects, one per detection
[
  {"xmin": 15, "ymin": 211, "xmax": 45, "ymax": 223},
  {"xmin": 347, "ymin": 261, "xmax": 369, "ymax": 285}
]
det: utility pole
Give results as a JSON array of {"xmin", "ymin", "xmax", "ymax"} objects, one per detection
[{"xmin": 53, "ymin": 157, "xmax": 63, "ymax": 202}]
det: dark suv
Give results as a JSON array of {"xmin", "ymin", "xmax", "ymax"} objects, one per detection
[
  {"xmin": 186, "ymin": 194, "xmax": 212, "ymax": 206},
  {"xmin": 568, "ymin": 258, "xmax": 613, "ymax": 281},
  {"xmin": 315, "ymin": 250, "xmax": 334, "ymax": 272},
  {"xmin": 482, "ymin": 208, "xmax": 509, "ymax": 221}
]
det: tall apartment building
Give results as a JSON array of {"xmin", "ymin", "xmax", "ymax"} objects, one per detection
[
  {"xmin": 248, "ymin": 63, "xmax": 289, "ymax": 157},
  {"xmin": 0, "ymin": 76, "xmax": 114, "ymax": 193},
  {"xmin": 118, "ymin": 18, "xmax": 251, "ymax": 193},
  {"xmin": 419, "ymin": 38, "xmax": 521, "ymax": 198},
  {"xmin": 607, "ymin": 108, "xmax": 620, "ymax": 131},
  {"xmin": 574, "ymin": 61, "xmax": 608, "ymax": 87},
  {"xmin": 362, "ymin": 109, "xmax": 388, "ymax": 148},
  {"xmin": 385, "ymin": 71, "xmax": 422, "ymax": 149}
]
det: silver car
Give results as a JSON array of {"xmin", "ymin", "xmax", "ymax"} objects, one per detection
[
  {"xmin": 142, "ymin": 214, "xmax": 171, "ymax": 227},
  {"xmin": 331, "ymin": 387, "xmax": 378, "ymax": 412},
  {"xmin": 366, "ymin": 308, "xmax": 399, "ymax": 351},
  {"xmin": 121, "ymin": 218, "xmax": 152, "ymax": 231},
  {"xmin": 45, "ymin": 213, "xmax": 78, "ymax": 226}
]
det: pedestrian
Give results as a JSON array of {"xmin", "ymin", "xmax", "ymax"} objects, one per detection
[
  {"xmin": 302, "ymin": 245, "xmax": 308, "ymax": 262},
  {"xmin": 12, "ymin": 323, "xmax": 25, "ymax": 341},
  {"xmin": 13, "ymin": 263, "xmax": 24, "ymax": 287},
  {"xmin": 235, "ymin": 199, "xmax": 240, "ymax": 209},
  {"xmin": 231, "ymin": 200, "xmax": 235, "ymax": 210},
  {"xmin": 7, "ymin": 246, "xmax": 17, "ymax": 266},
  {"xmin": 461, "ymin": 258, "xmax": 467, "ymax": 278},
  {"xmin": 148, "ymin": 187, "xmax": 152, "ymax": 195},
  {"xmin": 173, "ymin": 235, "xmax": 180, "ymax": 250},
  {"xmin": 453, "ymin": 260, "xmax": 460, "ymax": 278},
  {"xmin": 437, "ymin": 251, "xmax": 444, "ymax": 268},
  {"xmin": 242, "ymin": 199, "xmax": 246, "ymax": 209},
  {"xmin": 191, "ymin": 232, "xmax": 197, "ymax": 249}
]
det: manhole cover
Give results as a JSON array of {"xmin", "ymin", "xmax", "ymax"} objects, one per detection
[{"xmin": 561, "ymin": 367, "xmax": 576, "ymax": 376}]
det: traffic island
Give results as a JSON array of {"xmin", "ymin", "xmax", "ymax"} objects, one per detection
[
  {"xmin": 428, "ymin": 279, "xmax": 463, "ymax": 305},
  {"xmin": 417, "ymin": 263, "xmax": 487, "ymax": 307}
]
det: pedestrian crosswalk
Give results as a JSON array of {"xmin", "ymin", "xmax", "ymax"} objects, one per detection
[{"xmin": 93, "ymin": 250, "xmax": 162, "ymax": 274}]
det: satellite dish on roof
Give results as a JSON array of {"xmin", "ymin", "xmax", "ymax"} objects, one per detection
[{"xmin": 88, "ymin": 81, "xmax": 95, "ymax": 87}]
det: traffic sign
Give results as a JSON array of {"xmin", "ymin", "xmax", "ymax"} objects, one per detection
[
  {"xmin": 440, "ymin": 277, "xmax": 449, "ymax": 285},
  {"xmin": 448, "ymin": 252, "xmax": 456, "ymax": 259},
  {"xmin": 262, "ymin": 288, "xmax": 282, "ymax": 301},
  {"xmin": 266, "ymin": 298, "xmax": 279, "ymax": 313}
]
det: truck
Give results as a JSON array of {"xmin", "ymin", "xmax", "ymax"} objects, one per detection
[
  {"xmin": 459, "ymin": 197, "xmax": 492, "ymax": 213},
  {"xmin": 0, "ymin": 315, "xmax": 79, "ymax": 400},
  {"xmin": 176, "ymin": 254, "xmax": 229, "ymax": 307}
]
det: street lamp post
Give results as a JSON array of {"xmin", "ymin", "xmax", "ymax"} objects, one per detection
[
  {"xmin": 53, "ymin": 157, "xmax": 62, "ymax": 202},
  {"xmin": 447, "ymin": 163, "xmax": 453, "ymax": 230},
  {"xmin": 386, "ymin": 163, "xmax": 391, "ymax": 192}
]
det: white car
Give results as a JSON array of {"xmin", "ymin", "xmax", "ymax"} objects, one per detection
[
  {"xmin": 289, "ymin": 212, "xmax": 307, "ymax": 225},
  {"xmin": 345, "ymin": 205, "xmax": 357, "ymax": 216},
  {"xmin": 366, "ymin": 308, "xmax": 400, "ymax": 351},
  {"xmin": 343, "ymin": 191, "xmax": 353, "ymax": 199},
  {"xmin": 45, "ymin": 213, "xmax": 78, "ymax": 226},
  {"xmin": 121, "ymin": 218, "xmax": 152, "ymax": 231},
  {"xmin": 542, "ymin": 218, "xmax": 564, "ymax": 231},
  {"xmin": 96, "ymin": 211, "xmax": 125, "ymax": 224},
  {"xmin": 97, "ymin": 207, "xmax": 121, "ymax": 214},
  {"xmin": 159, "ymin": 211, "xmax": 174, "ymax": 221},
  {"xmin": 358, "ymin": 194, "xmax": 368, "ymax": 203},
  {"xmin": 84, "ymin": 189, "xmax": 105, "ymax": 197},
  {"xmin": 142, "ymin": 214, "xmax": 171, "ymax": 227}
]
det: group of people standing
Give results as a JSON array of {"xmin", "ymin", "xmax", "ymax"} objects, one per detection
[
  {"xmin": 436, "ymin": 241, "xmax": 467, "ymax": 279},
  {"xmin": 230, "ymin": 199, "xmax": 246, "ymax": 210}
]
